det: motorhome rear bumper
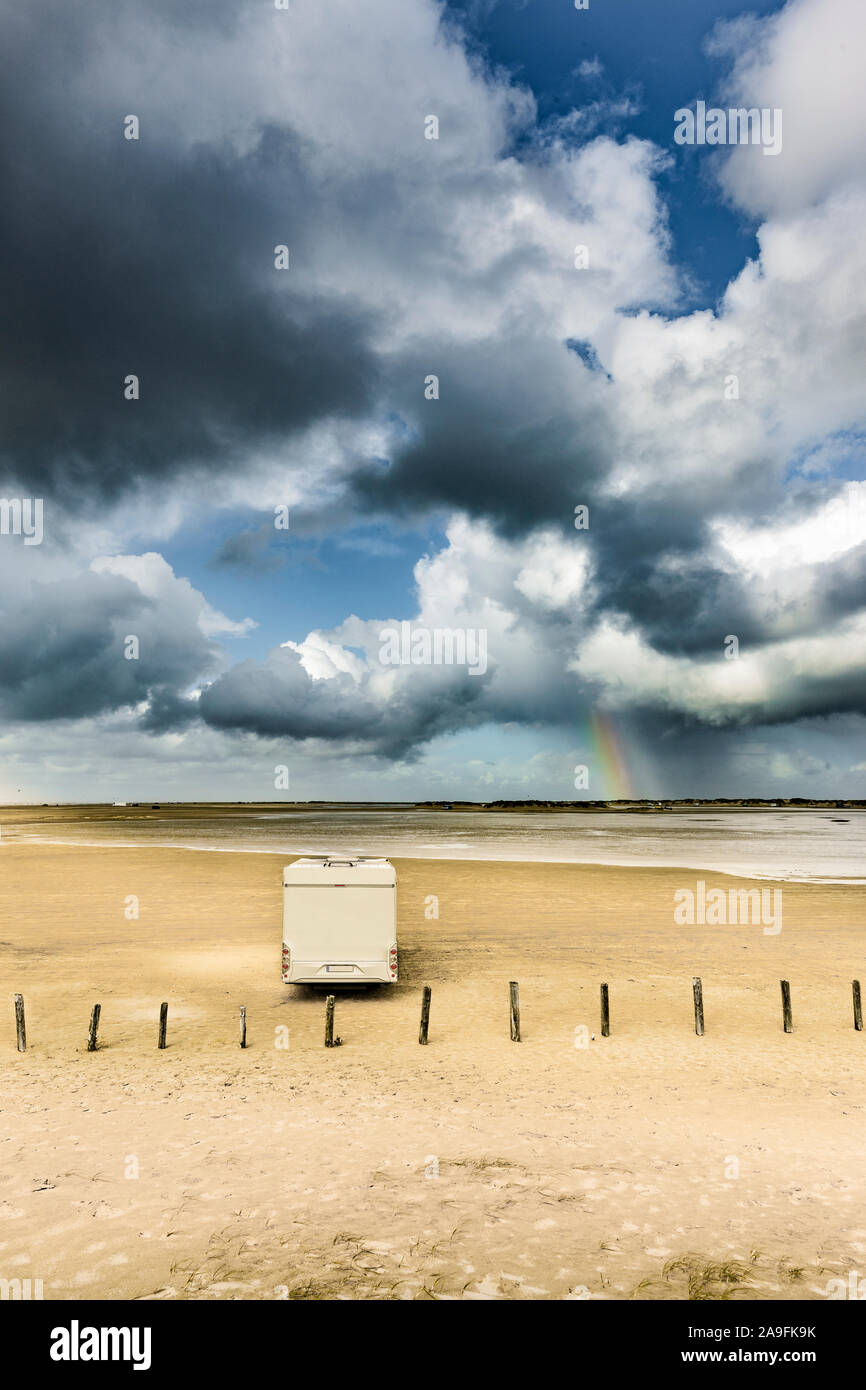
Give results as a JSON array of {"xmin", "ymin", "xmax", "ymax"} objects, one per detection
[{"xmin": 285, "ymin": 961, "xmax": 395, "ymax": 984}]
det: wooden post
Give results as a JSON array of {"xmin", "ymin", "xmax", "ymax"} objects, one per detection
[
  {"xmin": 854, "ymin": 981, "xmax": 863, "ymax": 1033},
  {"xmin": 600, "ymin": 982, "xmax": 610, "ymax": 1037},
  {"xmin": 13, "ymin": 994, "xmax": 26, "ymax": 1053},
  {"xmin": 239, "ymin": 1005, "xmax": 247, "ymax": 1049},
  {"xmin": 325, "ymin": 994, "xmax": 341, "ymax": 1047},
  {"xmin": 158, "ymin": 1001, "xmax": 168, "ymax": 1049},
  {"xmin": 419, "ymin": 985, "xmax": 432, "ymax": 1045},
  {"xmin": 692, "ymin": 977, "xmax": 704, "ymax": 1036},
  {"xmin": 509, "ymin": 981, "xmax": 520, "ymax": 1042},
  {"xmin": 86, "ymin": 1004, "xmax": 101, "ymax": 1053},
  {"xmin": 781, "ymin": 979, "xmax": 793, "ymax": 1033}
]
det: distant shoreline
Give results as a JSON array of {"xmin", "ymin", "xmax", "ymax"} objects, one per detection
[
  {"xmin": 1, "ymin": 799, "xmax": 865, "ymax": 813},
  {"xmin": 413, "ymin": 799, "xmax": 866, "ymax": 812}
]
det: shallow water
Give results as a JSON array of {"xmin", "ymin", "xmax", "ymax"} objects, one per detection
[{"xmin": 4, "ymin": 806, "xmax": 865, "ymax": 882}]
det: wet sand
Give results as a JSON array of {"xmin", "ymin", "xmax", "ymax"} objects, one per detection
[{"xmin": 1, "ymin": 840, "xmax": 865, "ymax": 1300}]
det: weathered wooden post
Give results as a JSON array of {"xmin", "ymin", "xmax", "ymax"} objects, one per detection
[
  {"xmin": 86, "ymin": 1004, "xmax": 101, "ymax": 1053},
  {"xmin": 158, "ymin": 1001, "xmax": 168, "ymax": 1049},
  {"xmin": 325, "ymin": 994, "xmax": 341, "ymax": 1047},
  {"xmin": 692, "ymin": 977, "xmax": 704, "ymax": 1036},
  {"xmin": 600, "ymin": 982, "xmax": 610, "ymax": 1038},
  {"xmin": 781, "ymin": 979, "xmax": 793, "ymax": 1033},
  {"xmin": 419, "ymin": 985, "xmax": 432, "ymax": 1045},
  {"xmin": 239, "ymin": 1005, "xmax": 247, "ymax": 1049},
  {"xmin": 509, "ymin": 981, "xmax": 520, "ymax": 1042},
  {"xmin": 853, "ymin": 981, "xmax": 863, "ymax": 1033},
  {"xmin": 13, "ymin": 994, "xmax": 26, "ymax": 1053}
]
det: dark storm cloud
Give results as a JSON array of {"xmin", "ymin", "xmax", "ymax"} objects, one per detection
[
  {"xmin": 198, "ymin": 645, "xmax": 490, "ymax": 759},
  {"xmin": 0, "ymin": 11, "xmax": 380, "ymax": 506},
  {"xmin": 341, "ymin": 329, "xmax": 832, "ymax": 670},
  {"xmin": 348, "ymin": 364, "xmax": 795, "ymax": 665},
  {"xmin": 585, "ymin": 521, "xmax": 764, "ymax": 659},
  {"xmin": 0, "ymin": 567, "xmax": 216, "ymax": 723},
  {"xmin": 591, "ymin": 520, "xmax": 866, "ymax": 662},
  {"xmin": 0, "ymin": 0, "xmax": 770, "ymax": 661},
  {"xmin": 810, "ymin": 542, "xmax": 866, "ymax": 625},
  {"xmin": 349, "ymin": 338, "xmax": 613, "ymax": 537}
]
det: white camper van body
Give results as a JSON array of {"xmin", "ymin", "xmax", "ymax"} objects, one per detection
[{"xmin": 281, "ymin": 855, "xmax": 397, "ymax": 985}]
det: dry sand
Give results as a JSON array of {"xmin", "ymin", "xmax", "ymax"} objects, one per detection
[{"xmin": 1, "ymin": 838, "xmax": 865, "ymax": 1301}]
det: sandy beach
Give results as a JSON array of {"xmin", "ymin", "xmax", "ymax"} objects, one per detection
[{"xmin": 1, "ymin": 833, "xmax": 865, "ymax": 1301}]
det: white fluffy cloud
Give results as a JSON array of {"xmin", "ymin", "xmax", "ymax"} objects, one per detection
[
  {"xmin": 714, "ymin": 481, "xmax": 866, "ymax": 573},
  {"xmin": 710, "ymin": 0, "xmax": 866, "ymax": 218},
  {"xmin": 91, "ymin": 553, "xmax": 256, "ymax": 638},
  {"xmin": 602, "ymin": 181, "xmax": 866, "ymax": 505},
  {"xmin": 571, "ymin": 612, "xmax": 866, "ymax": 725}
]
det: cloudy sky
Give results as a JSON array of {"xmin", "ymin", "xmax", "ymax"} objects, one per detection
[{"xmin": 0, "ymin": 0, "xmax": 864, "ymax": 803}]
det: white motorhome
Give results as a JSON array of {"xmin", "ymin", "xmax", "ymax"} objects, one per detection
[{"xmin": 281, "ymin": 855, "xmax": 398, "ymax": 985}]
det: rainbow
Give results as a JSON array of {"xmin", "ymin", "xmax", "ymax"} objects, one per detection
[{"xmin": 584, "ymin": 711, "xmax": 635, "ymax": 800}]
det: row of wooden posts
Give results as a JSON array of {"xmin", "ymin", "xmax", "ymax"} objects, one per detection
[{"xmin": 10, "ymin": 979, "xmax": 866, "ymax": 1052}]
